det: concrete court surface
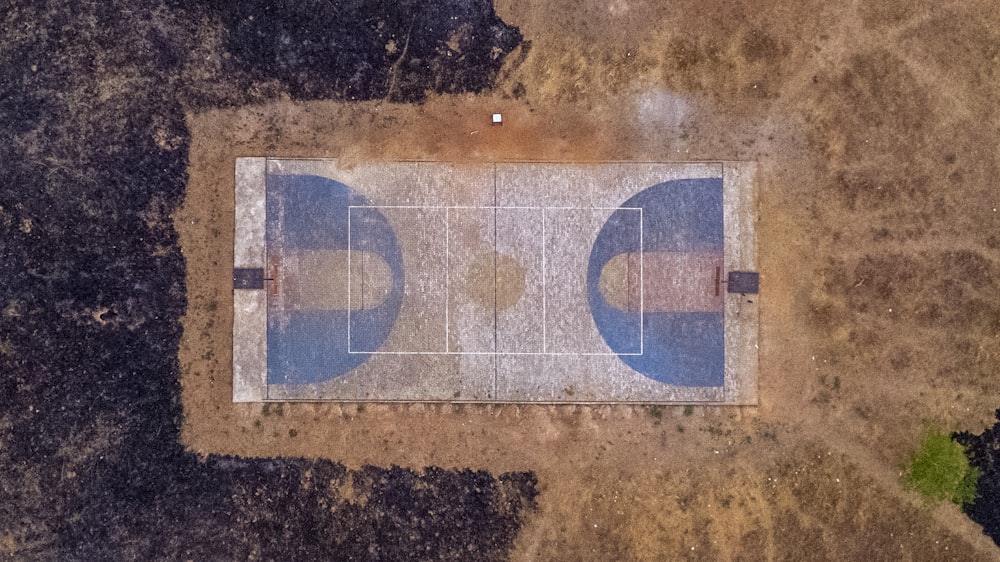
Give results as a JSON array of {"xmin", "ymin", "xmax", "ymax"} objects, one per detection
[{"xmin": 233, "ymin": 158, "xmax": 758, "ymax": 403}]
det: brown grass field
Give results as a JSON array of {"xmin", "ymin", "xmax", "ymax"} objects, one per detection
[{"xmin": 178, "ymin": 1, "xmax": 1000, "ymax": 559}]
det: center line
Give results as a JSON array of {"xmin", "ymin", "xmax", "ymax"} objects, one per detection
[
  {"xmin": 541, "ymin": 209, "xmax": 546, "ymax": 353},
  {"xmin": 493, "ymin": 164, "xmax": 499, "ymax": 398}
]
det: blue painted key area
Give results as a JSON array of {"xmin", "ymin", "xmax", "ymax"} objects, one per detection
[
  {"xmin": 587, "ymin": 178, "xmax": 725, "ymax": 387},
  {"xmin": 266, "ymin": 174, "xmax": 404, "ymax": 385}
]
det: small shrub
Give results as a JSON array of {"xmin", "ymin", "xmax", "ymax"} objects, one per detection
[{"xmin": 904, "ymin": 427, "xmax": 980, "ymax": 507}]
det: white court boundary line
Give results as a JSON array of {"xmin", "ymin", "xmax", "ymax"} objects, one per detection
[
  {"xmin": 445, "ymin": 207, "xmax": 450, "ymax": 352},
  {"xmin": 640, "ymin": 206, "xmax": 644, "ymax": 355},
  {"xmin": 347, "ymin": 202, "xmax": 351, "ymax": 348},
  {"xmin": 346, "ymin": 205, "xmax": 644, "ymax": 356}
]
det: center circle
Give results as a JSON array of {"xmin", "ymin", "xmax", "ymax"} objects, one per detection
[{"xmin": 464, "ymin": 252, "xmax": 526, "ymax": 311}]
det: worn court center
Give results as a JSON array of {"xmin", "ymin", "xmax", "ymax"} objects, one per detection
[{"xmin": 233, "ymin": 159, "xmax": 758, "ymax": 403}]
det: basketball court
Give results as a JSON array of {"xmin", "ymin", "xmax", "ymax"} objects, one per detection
[{"xmin": 233, "ymin": 159, "xmax": 758, "ymax": 403}]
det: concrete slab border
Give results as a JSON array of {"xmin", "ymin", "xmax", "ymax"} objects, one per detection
[{"xmin": 233, "ymin": 159, "xmax": 758, "ymax": 405}]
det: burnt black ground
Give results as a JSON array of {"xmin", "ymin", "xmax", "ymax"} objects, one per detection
[
  {"xmin": 957, "ymin": 411, "xmax": 1000, "ymax": 546},
  {"xmin": 0, "ymin": 1, "xmax": 533, "ymax": 559}
]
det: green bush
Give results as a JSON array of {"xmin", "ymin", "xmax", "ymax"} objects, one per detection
[{"xmin": 904, "ymin": 427, "xmax": 980, "ymax": 507}]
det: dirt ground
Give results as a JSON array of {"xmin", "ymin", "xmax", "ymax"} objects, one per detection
[{"xmin": 178, "ymin": 0, "xmax": 1000, "ymax": 559}]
